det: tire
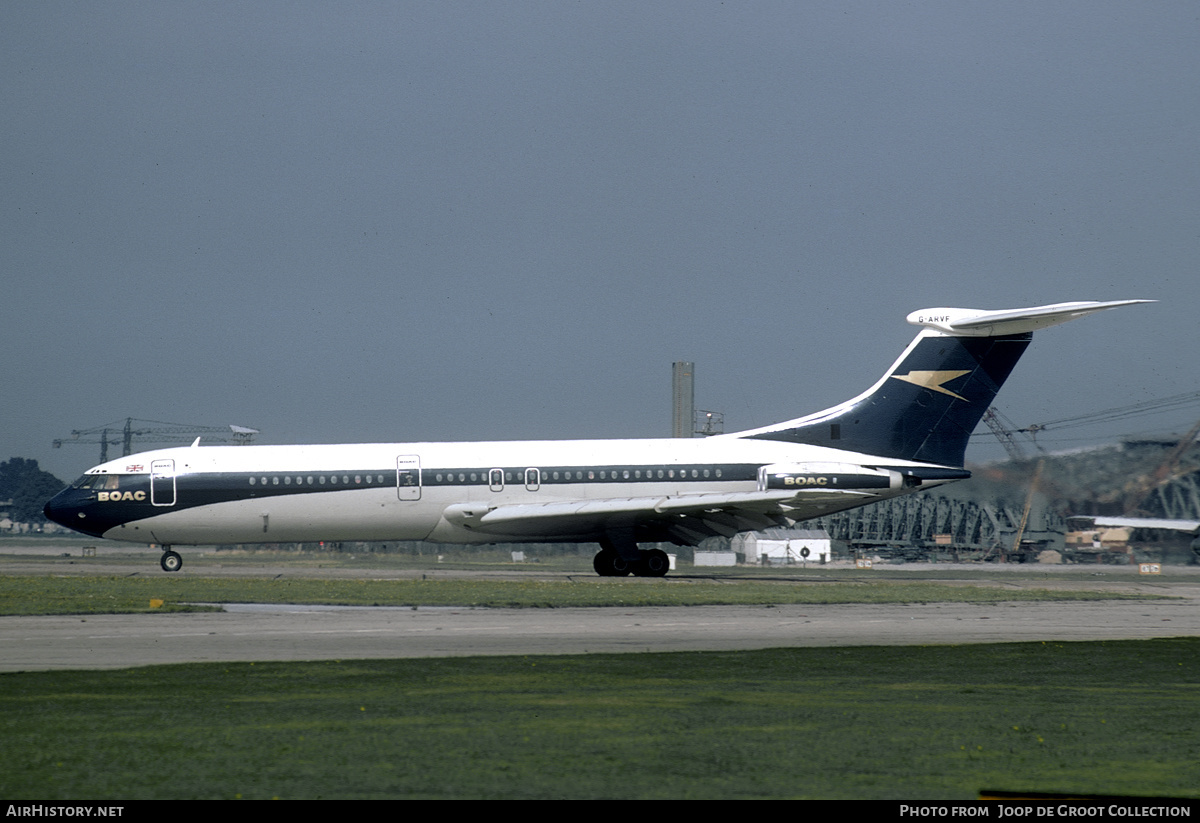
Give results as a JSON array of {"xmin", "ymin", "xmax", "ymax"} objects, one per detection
[
  {"xmin": 609, "ymin": 555, "xmax": 634, "ymax": 577},
  {"xmin": 593, "ymin": 549, "xmax": 617, "ymax": 576},
  {"xmin": 642, "ymin": 549, "xmax": 670, "ymax": 577}
]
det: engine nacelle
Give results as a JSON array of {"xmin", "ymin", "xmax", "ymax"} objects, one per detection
[{"xmin": 757, "ymin": 462, "xmax": 903, "ymax": 492}]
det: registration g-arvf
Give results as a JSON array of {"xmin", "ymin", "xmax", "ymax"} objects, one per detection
[{"xmin": 44, "ymin": 300, "xmax": 1150, "ymax": 576}]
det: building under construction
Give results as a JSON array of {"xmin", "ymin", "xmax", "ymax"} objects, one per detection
[
  {"xmin": 806, "ymin": 436, "xmax": 1200, "ymax": 564},
  {"xmin": 809, "ymin": 494, "xmax": 1065, "ymax": 563}
]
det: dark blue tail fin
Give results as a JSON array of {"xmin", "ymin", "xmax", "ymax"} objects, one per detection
[
  {"xmin": 741, "ymin": 331, "xmax": 1031, "ymax": 466},
  {"xmin": 734, "ymin": 300, "xmax": 1151, "ymax": 467}
]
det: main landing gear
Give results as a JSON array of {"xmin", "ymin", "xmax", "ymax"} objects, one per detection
[
  {"xmin": 160, "ymin": 548, "xmax": 182, "ymax": 572},
  {"xmin": 593, "ymin": 538, "xmax": 670, "ymax": 578}
]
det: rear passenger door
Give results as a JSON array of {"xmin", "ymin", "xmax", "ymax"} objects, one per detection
[{"xmin": 396, "ymin": 455, "xmax": 421, "ymax": 501}]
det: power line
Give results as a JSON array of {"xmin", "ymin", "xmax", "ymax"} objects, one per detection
[
  {"xmin": 972, "ymin": 390, "xmax": 1200, "ymax": 446},
  {"xmin": 1024, "ymin": 390, "xmax": 1200, "ymax": 434}
]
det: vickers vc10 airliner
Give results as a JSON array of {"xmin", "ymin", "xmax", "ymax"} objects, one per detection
[{"xmin": 45, "ymin": 300, "xmax": 1149, "ymax": 576}]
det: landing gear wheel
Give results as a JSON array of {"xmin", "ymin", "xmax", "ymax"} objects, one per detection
[
  {"xmin": 160, "ymin": 550, "xmax": 182, "ymax": 573},
  {"xmin": 593, "ymin": 549, "xmax": 633, "ymax": 577},
  {"xmin": 610, "ymin": 554, "xmax": 635, "ymax": 576},
  {"xmin": 593, "ymin": 549, "xmax": 612, "ymax": 576},
  {"xmin": 640, "ymin": 548, "xmax": 670, "ymax": 577}
]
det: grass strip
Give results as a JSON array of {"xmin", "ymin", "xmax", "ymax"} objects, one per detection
[
  {"xmin": 1, "ymin": 639, "xmax": 1197, "ymax": 799},
  {"xmin": 0, "ymin": 574, "xmax": 1161, "ymax": 615}
]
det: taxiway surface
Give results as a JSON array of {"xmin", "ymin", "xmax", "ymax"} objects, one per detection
[
  {"xmin": 5, "ymin": 590, "xmax": 1199, "ymax": 671},
  {"xmin": 4, "ymin": 548, "xmax": 1198, "ymax": 671}
]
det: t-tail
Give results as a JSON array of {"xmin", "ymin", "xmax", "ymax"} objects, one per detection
[{"xmin": 734, "ymin": 300, "xmax": 1152, "ymax": 468}]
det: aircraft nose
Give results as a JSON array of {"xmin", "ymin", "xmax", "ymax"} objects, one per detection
[
  {"xmin": 44, "ymin": 491, "xmax": 71, "ymax": 529},
  {"xmin": 43, "ymin": 487, "xmax": 129, "ymax": 538},
  {"xmin": 43, "ymin": 488, "xmax": 100, "ymax": 535}
]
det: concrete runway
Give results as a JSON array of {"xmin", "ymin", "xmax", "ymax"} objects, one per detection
[
  {"xmin": 4, "ymin": 544, "xmax": 1198, "ymax": 670},
  {"xmin": 4, "ymin": 580, "xmax": 1199, "ymax": 671}
]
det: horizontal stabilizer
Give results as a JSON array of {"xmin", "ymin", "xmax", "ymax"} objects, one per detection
[{"xmin": 907, "ymin": 300, "xmax": 1153, "ymax": 337}]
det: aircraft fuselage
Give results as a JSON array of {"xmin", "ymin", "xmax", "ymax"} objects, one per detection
[{"xmin": 46, "ymin": 437, "xmax": 960, "ymax": 546}]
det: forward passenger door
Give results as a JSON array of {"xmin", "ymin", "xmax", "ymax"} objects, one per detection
[{"xmin": 150, "ymin": 459, "xmax": 176, "ymax": 506}]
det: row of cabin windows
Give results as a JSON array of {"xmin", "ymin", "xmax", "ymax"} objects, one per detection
[
  {"xmin": 249, "ymin": 475, "xmax": 387, "ymax": 487},
  {"xmin": 436, "ymin": 468, "xmax": 723, "ymax": 483},
  {"xmin": 247, "ymin": 467, "xmax": 726, "ymax": 487}
]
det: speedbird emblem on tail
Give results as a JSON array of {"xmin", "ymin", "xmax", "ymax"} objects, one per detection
[
  {"xmin": 45, "ymin": 299, "xmax": 1151, "ymax": 577},
  {"xmin": 890, "ymin": 370, "xmax": 972, "ymax": 400}
]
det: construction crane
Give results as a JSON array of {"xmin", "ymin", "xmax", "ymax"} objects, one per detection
[
  {"xmin": 982, "ymin": 407, "xmax": 1035, "ymax": 461},
  {"xmin": 54, "ymin": 418, "xmax": 259, "ymax": 463},
  {"xmin": 1010, "ymin": 458, "xmax": 1047, "ymax": 556}
]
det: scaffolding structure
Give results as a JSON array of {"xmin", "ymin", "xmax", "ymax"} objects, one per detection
[{"xmin": 809, "ymin": 495, "xmax": 1064, "ymax": 561}]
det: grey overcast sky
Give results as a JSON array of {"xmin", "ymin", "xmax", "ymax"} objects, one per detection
[{"xmin": 4, "ymin": 1, "xmax": 1197, "ymax": 482}]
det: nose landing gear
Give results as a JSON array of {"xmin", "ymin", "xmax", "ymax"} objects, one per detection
[{"xmin": 160, "ymin": 548, "xmax": 182, "ymax": 572}]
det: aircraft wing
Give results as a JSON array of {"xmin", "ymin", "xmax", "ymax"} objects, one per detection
[
  {"xmin": 1080, "ymin": 516, "xmax": 1200, "ymax": 535},
  {"xmin": 441, "ymin": 487, "xmax": 878, "ymax": 543}
]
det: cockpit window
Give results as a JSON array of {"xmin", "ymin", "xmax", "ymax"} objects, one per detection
[{"xmin": 73, "ymin": 475, "xmax": 123, "ymax": 490}]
